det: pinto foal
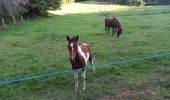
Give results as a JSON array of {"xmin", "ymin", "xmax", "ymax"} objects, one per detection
[{"xmin": 66, "ymin": 35, "xmax": 96, "ymax": 91}]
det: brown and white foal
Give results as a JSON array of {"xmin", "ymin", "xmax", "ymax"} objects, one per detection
[{"xmin": 66, "ymin": 35, "xmax": 96, "ymax": 91}]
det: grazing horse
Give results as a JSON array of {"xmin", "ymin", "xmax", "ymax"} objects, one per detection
[
  {"xmin": 66, "ymin": 35, "xmax": 96, "ymax": 91},
  {"xmin": 105, "ymin": 16, "xmax": 123, "ymax": 37}
]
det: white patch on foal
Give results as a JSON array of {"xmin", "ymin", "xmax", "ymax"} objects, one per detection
[
  {"xmin": 82, "ymin": 43, "xmax": 87, "ymax": 45},
  {"xmin": 78, "ymin": 46, "xmax": 89, "ymax": 65},
  {"xmin": 70, "ymin": 43, "xmax": 75, "ymax": 60},
  {"xmin": 70, "ymin": 43, "xmax": 74, "ymax": 50}
]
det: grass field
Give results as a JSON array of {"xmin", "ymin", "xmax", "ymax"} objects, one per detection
[{"xmin": 0, "ymin": 1, "xmax": 170, "ymax": 100}]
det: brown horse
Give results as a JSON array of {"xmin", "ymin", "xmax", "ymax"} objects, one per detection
[
  {"xmin": 66, "ymin": 35, "xmax": 96, "ymax": 91},
  {"xmin": 105, "ymin": 16, "xmax": 123, "ymax": 37}
]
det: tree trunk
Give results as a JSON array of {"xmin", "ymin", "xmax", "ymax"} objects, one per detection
[{"xmin": 140, "ymin": 0, "xmax": 144, "ymax": 6}]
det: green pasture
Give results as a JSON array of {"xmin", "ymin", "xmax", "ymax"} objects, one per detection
[{"xmin": 0, "ymin": 2, "xmax": 170, "ymax": 100}]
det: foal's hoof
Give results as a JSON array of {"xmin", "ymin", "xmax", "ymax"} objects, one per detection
[{"xmin": 93, "ymin": 71, "xmax": 97, "ymax": 75}]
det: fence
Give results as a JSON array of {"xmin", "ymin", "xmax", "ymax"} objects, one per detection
[
  {"xmin": 0, "ymin": 15, "xmax": 29, "ymax": 28},
  {"xmin": 0, "ymin": 52, "xmax": 170, "ymax": 86}
]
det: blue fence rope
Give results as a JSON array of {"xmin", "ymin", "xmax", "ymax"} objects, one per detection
[{"xmin": 0, "ymin": 52, "xmax": 170, "ymax": 86}]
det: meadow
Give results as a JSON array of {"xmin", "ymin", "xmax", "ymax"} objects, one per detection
[{"xmin": 0, "ymin": 1, "xmax": 170, "ymax": 100}]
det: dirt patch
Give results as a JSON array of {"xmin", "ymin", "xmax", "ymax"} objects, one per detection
[
  {"xmin": 97, "ymin": 95, "xmax": 114, "ymax": 100},
  {"xmin": 115, "ymin": 85, "xmax": 161, "ymax": 100},
  {"xmin": 159, "ymin": 68, "xmax": 170, "ymax": 76},
  {"xmin": 96, "ymin": 84, "xmax": 161, "ymax": 100},
  {"xmin": 106, "ymin": 78, "xmax": 123, "ymax": 87}
]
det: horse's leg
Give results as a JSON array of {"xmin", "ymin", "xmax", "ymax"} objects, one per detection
[
  {"xmin": 114, "ymin": 28, "xmax": 118, "ymax": 35},
  {"xmin": 108, "ymin": 27, "xmax": 110, "ymax": 34},
  {"xmin": 112, "ymin": 27, "xmax": 114, "ymax": 36},
  {"xmin": 113, "ymin": 27, "xmax": 116, "ymax": 36},
  {"xmin": 74, "ymin": 70, "xmax": 78, "ymax": 91},
  {"xmin": 105, "ymin": 26, "xmax": 107, "ymax": 34},
  {"xmin": 81, "ymin": 70, "xmax": 86, "ymax": 90}
]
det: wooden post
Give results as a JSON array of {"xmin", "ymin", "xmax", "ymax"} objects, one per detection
[
  {"xmin": 21, "ymin": 15, "xmax": 24, "ymax": 22},
  {"xmin": 28, "ymin": 15, "xmax": 30, "ymax": 21},
  {"xmin": 2, "ymin": 18, "xmax": 6, "ymax": 27},
  {"xmin": 12, "ymin": 16, "xmax": 16, "ymax": 24}
]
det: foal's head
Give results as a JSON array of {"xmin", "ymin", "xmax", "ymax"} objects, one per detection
[{"xmin": 66, "ymin": 35, "xmax": 79, "ymax": 63}]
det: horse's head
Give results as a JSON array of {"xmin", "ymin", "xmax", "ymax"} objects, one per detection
[
  {"xmin": 117, "ymin": 28, "xmax": 123, "ymax": 37},
  {"xmin": 66, "ymin": 35, "xmax": 79, "ymax": 63}
]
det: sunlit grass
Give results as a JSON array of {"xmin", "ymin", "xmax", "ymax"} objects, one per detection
[{"xmin": 48, "ymin": 1, "xmax": 130, "ymax": 15}]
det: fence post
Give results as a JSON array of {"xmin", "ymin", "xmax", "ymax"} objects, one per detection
[
  {"xmin": 28, "ymin": 15, "xmax": 30, "ymax": 21},
  {"xmin": 12, "ymin": 16, "xmax": 17, "ymax": 24},
  {"xmin": 2, "ymin": 18, "xmax": 6, "ymax": 27},
  {"xmin": 21, "ymin": 15, "xmax": 24, "ymax": 22}
]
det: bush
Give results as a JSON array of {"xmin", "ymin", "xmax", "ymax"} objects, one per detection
[
  {"xmin": 115, "ymin": 0, "xmax": 170, "ymax": 6},
  {"xmin": 116, "ymin": 0, "xmax": 142, "ymax": 6},
  {"xmin": 144, "ymin": 0, "xmax": 170, "ymax": 5},
  {"xmin": 31, "ymin": 0, "xmax": 61, "ymax": 15},
  {"xmin": 0, "ymin": 0, "xmax": 30, "ymax": 17}
]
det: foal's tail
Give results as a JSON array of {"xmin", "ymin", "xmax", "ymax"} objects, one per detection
[{"xmin": 87, "ymin": 45, "xmax": 96, "ymax": 73}]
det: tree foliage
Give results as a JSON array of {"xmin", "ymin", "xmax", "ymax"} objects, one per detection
[
  {"xmin": 115, "ymin": 0, "xmax": 141, "ymax": 5},
  {"xmin": 144, "ymin": 0, "xmax": 170, "ymax": 5},
  {"xmin": 0, "ymin": 0, "xmax": 61, "ymax": 18},
  {"xmin": 115, "ymin": 0, "xmax": 170, "ymax": 6}
]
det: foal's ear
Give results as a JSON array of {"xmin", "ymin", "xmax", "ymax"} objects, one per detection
[
  {"xmin": 75, "ymin": 35, "xmax": 79, "ymax": 42},
  {"xmin": 66, "ymin": 35, "xmax": 70, "ymax": 41}
]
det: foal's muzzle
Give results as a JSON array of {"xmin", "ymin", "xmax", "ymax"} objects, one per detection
[{"xmin": 70, "ymin": 57, "xmax": 75, "ymax": 63}]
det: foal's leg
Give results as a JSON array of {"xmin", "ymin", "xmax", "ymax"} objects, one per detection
[
  {"xmin": 89, "ymin": 57, "xmax": 96, "ymax": 73},
  {"xmin": 81, "ymin": 70, "xmax": 86, "ymax": 90},
  {"xmin": 91, "ymin": 59, "xmax": 96, "ymax": 73},
  {"xmin": 73, "ymin": 70, "xmax": 78, "ymax": 91}
]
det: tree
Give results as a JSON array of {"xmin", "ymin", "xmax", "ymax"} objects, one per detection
[
  {"xmin": 140, "ymin": 0, "xmax": 144, "ymax": 6},
  {"xmin": 0, "ymin": 0, "xmax": 61, "ymax": 18}
]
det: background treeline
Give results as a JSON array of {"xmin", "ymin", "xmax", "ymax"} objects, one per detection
[
  {"xmin": 116, "ymin": 0, "xmax": 170, "ymax": 6},
  {"xmin": 1, "ymin": 0, "xmax": 170, "ymax": 19},
  {"xmin": 0, "ymin": 0, "xmax": 60, "ymax": 19}
]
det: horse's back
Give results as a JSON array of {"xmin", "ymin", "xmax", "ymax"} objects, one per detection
[
  {"xmin": 80, "ymin": 43, "xmax": 93, "ymax": 59},
  {"xmin": 80, "ymin": 43, "xmax": 91, "ymax": 53},
  {"xmin": 105, "ymin": 17, "xmax": 121, "ymax": 28},
  {"xmin": 105, "ymin": 17, "xmax": 117, "ymax": 27}
]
